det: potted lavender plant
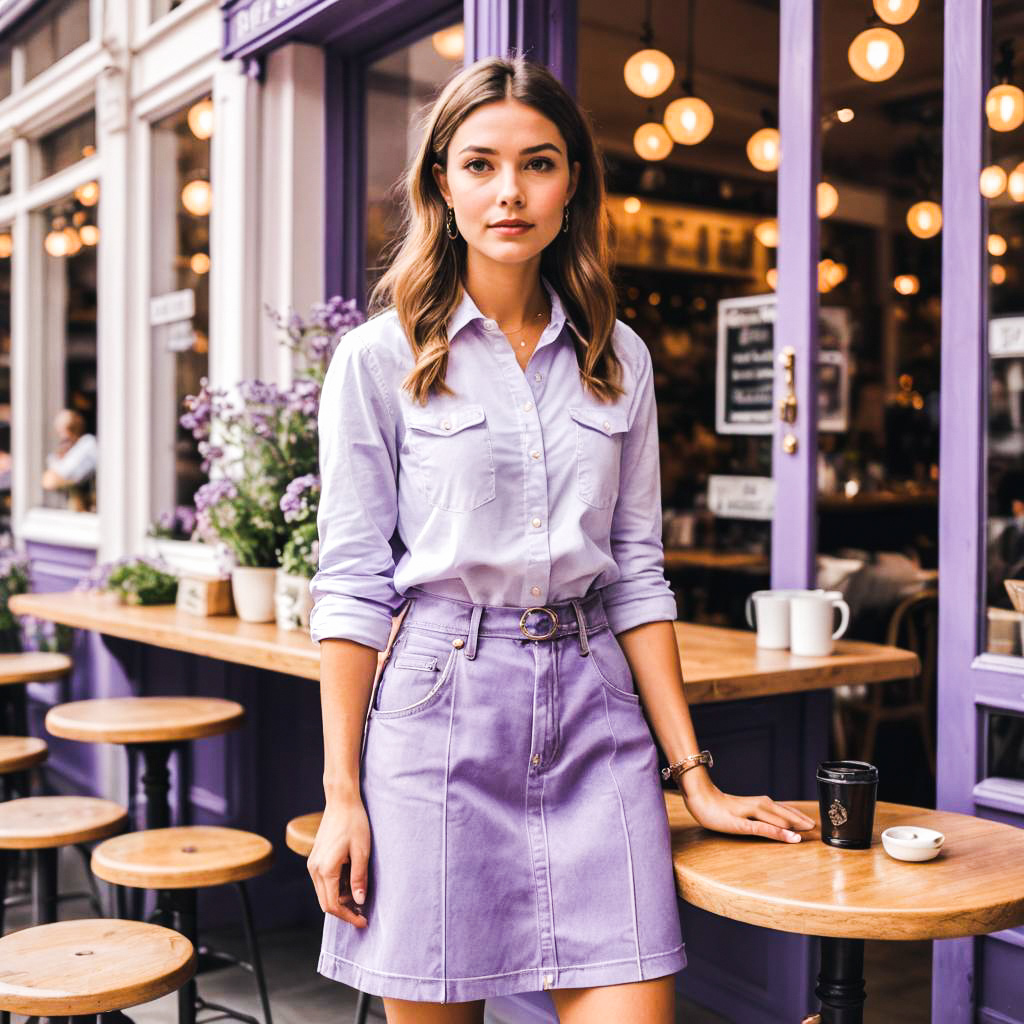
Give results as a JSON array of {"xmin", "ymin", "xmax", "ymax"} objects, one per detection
[{"xmin": 275, "ymin": 474, "xmax": 319, "ymax": 630}]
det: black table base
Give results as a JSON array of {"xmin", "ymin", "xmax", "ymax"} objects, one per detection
[{"xmin": 813, "ymin": 937, "xmax": 867, "ymax": 1024}]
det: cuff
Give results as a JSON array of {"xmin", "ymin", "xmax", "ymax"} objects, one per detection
[
  {"xmin": 309, "ymin": 594, "xmax": 395, "ymax": 651},
  {"xmin": 601, "ymin": 591, "xmax": 678, "ymax": 635}
]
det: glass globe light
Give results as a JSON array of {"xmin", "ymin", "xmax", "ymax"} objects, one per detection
[
  {"xmin": 62, "ymin": 227, "xmax": 82, "ymax": 256},
  {"xmin": 894, "ymin": 274, "xmax": 919, "ymax": 295},
  {"xmin": 633, "ymin": 122, "xmax": 672, "ymax": 161},
  {"xmin": 79, "ymin": 224, "xmax": 99, "ymax": 246},
  {"xmin": 992, "ymin": 264, "xmax": 1007, "ymax": 285},
  {"xmin": 181, "ymin": 179, "xmax": 212, "ymax": 216},
  {"xmin": 747, "ymin": 127, "xmax": 780, "ymax": 172},
  {"xmin": 0, "ymin": 234, "xmax": 12, "ymax": 258},
  {"xmin": 1008, "ymin": 164, "xmax": 1024, "ymax": 202},
  {"xmin": 190, "ymin": 252, "xmax": 211, "ymax": 275},
  {"xmin": 981, "ymin": 165, "xmax": 1008, "ymax": 198},
  {"xmin": 817, "ymin": 182, "xmax": 839, "ymax": 218},
  {"xmin": 989, "ymin": 233, "xmax": 1008, "ymax": 257},
  {"xmin": 431, "ymin": 24, "xmax": 464, "ymax": 61},
  {"xmin": 907, "ymin": 200, "xmax": 942, "ymax": 238},
  {"xmin": 754, "ymin": 220, "xmax": 779, "ymax": 248},
  {"xmin": 623, "ymin": 196, "xmax": 641, "ymax": 214},
  {"xmin": 836, "ymin": 108, "xmax": 855, "ymax": 123},
  {"xmin": 986, "ymin": 84, "xmax": 1024, "ymax": 133},
  {"xmin": 873, "ymin": 0, "xmax": 918, "ymax": 25},
  {"xmin": 44, "ymin": 230, "xmax": 68, "ymax": 257},
  {"xmin": 826, "ymin": 261, "xmax": 847, "ymax": 288},
  {"xmin": 74, "ymin": 180, "xmax": 99, "ymax": 207},
  {"xmin": 848, "ymin": 27, "xmax": 905, "ymax": 82},
  {"xmin": 187, "ymin": 98, "xmax": 214, "ymax": 141},
  {"xmin": 663, "ymin": 96, "xmax": 713, "ymax": 145},
  {"xmin": 766, "ymin": 268, "xmax": 778, "ymax": 290},
  {"xmin": 624, "ymin": 49, "xmax": 675, "ymax": 98}
]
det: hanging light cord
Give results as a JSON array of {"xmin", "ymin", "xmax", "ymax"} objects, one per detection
[
  {"xmin": 683, "ymin": 0, "xmax": 696, "ymax": 95},
  {"xmin": 640, "ymin": 0, "xmax": 653, "ymax": 47}
]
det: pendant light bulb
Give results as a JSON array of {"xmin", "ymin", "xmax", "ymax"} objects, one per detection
[
  {"xmin": 848, "ymin": 27, "xmax": 905, "ymax": 82},
  {"xmin": 187, "ymin": 98, "xmax": 214, "ymax": 140},
  {"xmin": 873, "ymin": 0, "xmax": 918, "ymax": 25},
  {"xmin": 663, "ymin": 96, "xmax": 713, "ymax": 145},
  {"xmin": 181, "ymin": 179, "xmax": 212, "ymax": 217},
  {"xmin": 907, "ymin": 201, "xmax": 942, "ymax": 238},
  {"xmin": 746, "ymin": 127, "xmax": 780, "ymax": 172},
  {"xmin": 633, "ymin": 121, "xmax": 673, "ymax": 161},
  {"xmin": 986, "ymin": 84, "xmax": 1024, "ymax": 133},
  {"xmin": 981, "ymin": 165, "xmax": 1008, "ymax": 199},
  {"xmin": 624, "ymin": 49, "xmax": 675, "ymax": 98},
  {"xmin": 754, "ymin": 220, "xmax": 779, "ymax": 248},
  {"xmin": 894, "ymin": 274, "xmax": 920, "ymax": 295},
  {"xmin": 989, "ymin": 233, "xmax": 1008, "ymax": 257},
  {"xmin": 0, "ymin": 234, "xmax": 11, "ymax": 259},
  {"xmin": 431, "ymin": 24, "xmax": 464, "ymax": 61},
  {"xmin": 817, "ymin": 182, "xmax": 839, "ymax": 219},
  {"xmin": 1008, "ymin": 164, "xmax": 1024, "ymax": 202}
]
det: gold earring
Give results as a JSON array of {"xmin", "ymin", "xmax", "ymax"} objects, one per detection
[
  {"xmin": 562, "ymin": 205, "xmax": 570, "ymax": 233},
  {"xmin": 445, "ymin": 206, "xmax": 458, "ymax": 239}
]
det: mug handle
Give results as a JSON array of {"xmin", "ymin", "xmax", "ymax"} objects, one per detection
[
  {"xmin": 745, "ymin": 594, "xmax": 756, "ymax": 628},
  {"xmin": 832, "ymin": 599, "xmax": 850, "ymax": 640}
]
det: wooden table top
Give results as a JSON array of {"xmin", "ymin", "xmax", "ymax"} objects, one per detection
[
  {"xmin": 665, "ymin": 794, "xmax": 1024, "ymax": 940},
  {"xmin": 10, "ymin": 591, "xmax": 918, "ymax": 702},
  {"xmin": 45, "ymin": 696, "xmax": 245, "ymax": 744},
  {"xmin": 663, "ymin": 548, "xmax": 770, "ymax": 573}
]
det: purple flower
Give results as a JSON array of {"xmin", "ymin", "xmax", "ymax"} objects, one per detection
[
  {"xmin": 194, "ymin": 478, "xmax": 238, "ymax": 513},
  {"xmin": 280, "ymin": 473, "xmax": 320, "ymax": 523}
]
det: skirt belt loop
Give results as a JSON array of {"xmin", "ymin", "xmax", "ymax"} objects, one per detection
[
  {"xmin": 464, "ymin": 603, "xmax": 484, "ymax": 660},
  {"xmin": 570, "ymin": 598, "xmax": 590, "ymax": 657}
]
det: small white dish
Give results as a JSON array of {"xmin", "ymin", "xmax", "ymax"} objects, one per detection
[{"xmin": 881, "ymin": 825, "xmax": 945, "ymax": 862}]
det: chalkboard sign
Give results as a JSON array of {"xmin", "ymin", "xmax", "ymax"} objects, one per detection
[
  {"xmin": 716, "ymin": 295, "xmax": 776, "ymax": 434},
  {"xmin": 716, "ymin": 295, "xmax": 850, "ymax": 434}
]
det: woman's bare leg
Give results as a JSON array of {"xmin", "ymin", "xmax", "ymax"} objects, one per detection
[
  {"xmin": 382, "ymin": 996, "xmax": 487, "ymax": 1024},
  {"xmin": 549, "ymin": 975, "xmax": 675, "ymax": 1024}
]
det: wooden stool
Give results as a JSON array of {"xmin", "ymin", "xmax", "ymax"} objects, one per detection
[
  {"xmin": 93, "ymin": 825, "xmax": 274, "ymax": 1024},
  {"xmin": 46, "ymin": 697, "xmax": 245, "ymax": 829},
  {"xmin": 0, "ymin": 796, "xmax": 127, "ymax": 933},
  {"xmin": 0, "ymin": 651, "xmax": 72, "ymax": 735},
  {"xmin": 0, "ymin": 917, "xmax": 196, "ymax": 1022},
  {"xmin": 284, "ymin": 812, "xmax": 372, "ymax": 1024},
  {"xmin": 0, "ymin": 734, "xmax": 47, "ymax": 797}
]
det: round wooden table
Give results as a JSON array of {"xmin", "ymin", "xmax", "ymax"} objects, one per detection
[
  {"xmin": 666, "ymin": 795, "xmax": 1024, "ymax": 1023},
  {"xmin": 45, "ymin": 698, "xmax": 245, "ymax": 830}
]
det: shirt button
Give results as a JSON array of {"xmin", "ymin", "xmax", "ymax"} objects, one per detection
[
  {"xmin": 523, "ymin": 401, "xmax": 533, "ymax": 411},
  {"xmin": 482, "ymin": 318, "xmax": 498, "ymax": 331},
  {"xmin": 530, "ymin": 450, "xmax": 541, "ymax": 460},
  {"xmin": 531, "ymin": 586, "xmax": 541, "ymax": 597},
  {"xmin": 544, "ymin": 973, "xmax": 554, "ymax": 987},
  {"xmin": 441, "ymin": 420, "xmax": 451, "ymax": 430},
  {"xmin": 602, "ymin": 420, "xmax": 611, "ymax": 432},
  {"xmin": 531, "ymin": 517, "xmax": 542, "ymax": 528},
  {"xmin": 534, "ymin": 372, "xmax": 543, "ymax": 382}
]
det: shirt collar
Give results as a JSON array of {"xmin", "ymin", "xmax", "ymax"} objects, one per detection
[{"xmin": 446, "ymin": 275, "xmax": 579, "ymax": 343}]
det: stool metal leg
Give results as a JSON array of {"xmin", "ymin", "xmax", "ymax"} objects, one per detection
[
  {"xmin": 165, "ymin": 888, "xmax": 198, "ymax": 1024},
  {"xmin": 32, "ymin": 848, "xmax": 59, "ymax": 924},
  {"xmin": 235, "ymin": 881, "xmax": 273, "ymax": 1024},
  {"xmin": 0, "ymin": 848, "xmax": 7, "ymax": 935},
  {"xmin": 354, "ymin": 990, "xmax": 371, "ymax": 1024},
  {"xmin": 814, "ymin": 936, "xmax": 866, "ymax": 1024},
  {"xmin": 136, "ymin": 743, "xmax": 175, "ymax": 830}
]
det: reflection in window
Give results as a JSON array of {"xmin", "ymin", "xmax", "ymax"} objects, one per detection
[
  {"xmin": 0, "ymin": 227, "xmax": 10, "ymax": 530},
  {"xmin": 40, "ymin": 194, "xmax": 99, "ymax": 513},
  {"xmin": 0, "ymin": 156, "xmax": 11, "ymax": 197},
  {"xmin": 984, "ymin": 7, "xmax": 1024, "ymax": 655},
  {"xmin": 19, "ymin": 0, "xmax": 90, "ymax": 83},
  {"xmin": 151, "ymin": 0, "xmax": 186, "ymax": 23},
  {"xmin": 0, "ymin": 45, "xmax": 12, "ymax": 102},
  {"xmin": 365, "ymin": 24, "xmax": 463, "ymax": 297},
  {"xmin": 151, "ymin": 96, "xmax": 212, "ymax": 528},
  {"xmin": 38, "ymin": 112, "xmax": 95, "ymax": 181}
]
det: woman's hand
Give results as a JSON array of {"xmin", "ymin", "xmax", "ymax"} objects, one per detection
[
  {"xmin": 307, "ymin": 798, "xmax": 372, "ymax": 926},
  {"xmin": 680, "ymin": 770, "xmax": 816, "ymax": 843}
]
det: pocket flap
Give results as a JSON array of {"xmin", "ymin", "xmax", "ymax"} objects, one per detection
[
  {"xmin": 392, "ymin": 652, "xmax": 440, "ymax": 671},
  {"xmin": 406, "ymin": 403, "xmax": 487, "ymax": 437},
  {"xmin": 568, "ymin": 405, "xmax": 629, "ymax": 436}
]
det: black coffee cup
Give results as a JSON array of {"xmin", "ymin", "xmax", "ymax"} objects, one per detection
[{"xmin": 816, "ymin": 760, "xmax": 878, "ymax": 849}]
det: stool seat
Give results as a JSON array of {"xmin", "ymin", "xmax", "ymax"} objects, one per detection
[
  {"xmin": 0, "ymin": 735, "xmax": 47, "ymax": 774},
  {"xmin": 0, "ymin": 918, "xmax": 196, "ymax": 1017},
  {"xmin": 92, "ymin": 826, "xmax": 274, "ymax": 889},
  {"xmin": 285, "ymin": 812, "xmax": 322, "ymax": 857},
  {"xmin": 0, "ymin": 651, "xmax": 71, "ymax": 686},
  {"xmin": 46, "ymin": 696, "xmax": 245, "ymax": 744},
  {"xmin": 0, "ymin": 796, "xmax": 127, "ymax": 849}
]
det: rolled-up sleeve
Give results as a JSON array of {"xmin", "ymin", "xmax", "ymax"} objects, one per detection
[
  {"xmin": 601, "ymin": 341, "xmax": 678, "ymax": 634},
  {"xmin": 309, "ymin": 339, "xmax": 404, "ymax": 650}
]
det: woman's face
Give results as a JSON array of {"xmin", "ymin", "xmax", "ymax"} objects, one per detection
[{"xmin": 432, "ymin": 98, "xmax": 580, "ymax": 269}]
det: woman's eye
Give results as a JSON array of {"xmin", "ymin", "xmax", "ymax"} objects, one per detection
[
  {"xmin": 527, "ymin": 157, "xmax": 555, "ymax": 171},
  {"xmin": 465, "ymin": 159, "xmax": 490, "ymax": 172}
]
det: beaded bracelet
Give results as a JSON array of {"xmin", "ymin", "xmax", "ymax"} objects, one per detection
[{"xmin": 660, "ymin": 750, "xmax": 714, "ymax": 783}]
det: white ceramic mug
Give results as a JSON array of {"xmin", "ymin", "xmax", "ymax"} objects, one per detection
[
  {"xmin": 789, "ymin": 591, "xmax": 850, "ymax": 657},
  {"xmin": 745, "ymin": 589, "xmax": 822, "ymax": 649}
]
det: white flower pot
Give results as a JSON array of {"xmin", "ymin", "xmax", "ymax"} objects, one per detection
[
  {"xmin": 230, "ymin": 566, "xmax": 278, "ymax": 623},
  {"xmin": 275, "ymin": 569, "xmax": 314, "ymax": 631}
]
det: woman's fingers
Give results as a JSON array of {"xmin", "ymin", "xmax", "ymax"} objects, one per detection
[
  {"xmin": 741, "ymin": 815, "xmax": 803, "ymax": 843},
  {"xmin": 774, "ymin": 802, "xmax": 817, "ymax": 828}
]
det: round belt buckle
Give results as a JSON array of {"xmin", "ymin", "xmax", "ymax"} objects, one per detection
[{"xmin": 520, "ymin": 607, "xmax": 558, "ymax": 640}]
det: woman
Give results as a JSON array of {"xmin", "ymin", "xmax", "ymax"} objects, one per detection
[{"xmin": 307, "ymin": 54, "xmax": 814, "ymax": 1024}]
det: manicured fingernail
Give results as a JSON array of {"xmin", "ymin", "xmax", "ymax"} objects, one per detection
[
  {"xmin": 786, "ymin": 830, "xmax": 801, "ymax": 842},
  {"xmin": 354, "ymin": 889, "xmax": 365, "ymax": 903}
]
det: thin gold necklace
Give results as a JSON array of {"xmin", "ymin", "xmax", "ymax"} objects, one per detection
[{"xmin": 498, "ymin": 304, "xmax": 549, "ymax": 348}]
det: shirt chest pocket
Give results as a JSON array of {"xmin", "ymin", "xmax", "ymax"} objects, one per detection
[
  {"xmin": 403, "ymin": 403, "xmax": 496, "ymax": 513},
  {"xmin": 568, "ymin": 405, "xmax": 630, "ymax": 510}
]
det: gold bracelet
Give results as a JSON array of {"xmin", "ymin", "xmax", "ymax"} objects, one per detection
[{"xmin": 660, "ymin": 750, "xmax": 713, "ymax": 782}]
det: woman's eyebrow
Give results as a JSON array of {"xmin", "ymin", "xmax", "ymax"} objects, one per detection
[{"xmin": 457, "ymin": 143, "xmax": 563, "ymax": 156}]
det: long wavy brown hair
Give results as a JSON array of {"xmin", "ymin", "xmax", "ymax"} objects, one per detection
[{"xmin": 368, "ymin": 55, "xmax": 624, "ymax": 406}]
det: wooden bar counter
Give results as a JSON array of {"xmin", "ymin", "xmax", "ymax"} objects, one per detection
[{"xmin": 9, "ymin": 590, "xmax": 918, "ymax": 701}]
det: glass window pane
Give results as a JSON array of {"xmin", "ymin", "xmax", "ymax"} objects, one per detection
[
  {"xmin": 21, "ymin": 0, "xmax": 90, "ymax": 83},
  {"xmin": 38, "ymin": 111, "xmax": 95, "ymax": 181},
  {"xmin": 578, "ymin": 0, "xmax": 778, "ymax": 623},
  {"xmin": 150, "ymin": 95, "xmax": 212, "ymax": 531},
  {"xmin": 0, "ymin": 226, "xmax": 11, "ymax": 528},
  {"xmin": 0, "ymin": 45, "xmax": 12, "ymax": 102},
  {"xmin": 40, "ymin": 193, "xmax": 99, "ymax": 513},
  {"xmin": 150, "ymin": 0, "xmax": 186, "ymax": 23},
  {"xmin": 365, "ymin": 24, "xmax": 463, "ymax": 297},
  {"xmin": 984, "ymin": 3, "xmax": 1024, "ymax": 653}
]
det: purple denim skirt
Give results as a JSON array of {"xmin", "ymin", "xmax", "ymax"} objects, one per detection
[{"xmin": 317, "ymin": 585, "xmax": 687, "ymax": 1003}]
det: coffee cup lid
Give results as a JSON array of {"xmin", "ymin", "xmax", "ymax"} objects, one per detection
[{"xmin": 817, "ymin": 760, "xmax": 878, "ymax": 783}]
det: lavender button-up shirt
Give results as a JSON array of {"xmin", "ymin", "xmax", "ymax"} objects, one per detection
[{"xmin": 309, "ymin": 276, "xmax": 677, "ymax": 651}]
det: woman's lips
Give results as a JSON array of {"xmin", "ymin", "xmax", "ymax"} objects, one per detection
[{"xmin": 490, "ymin": 224, "xmax": 533, "ymax": 235}]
